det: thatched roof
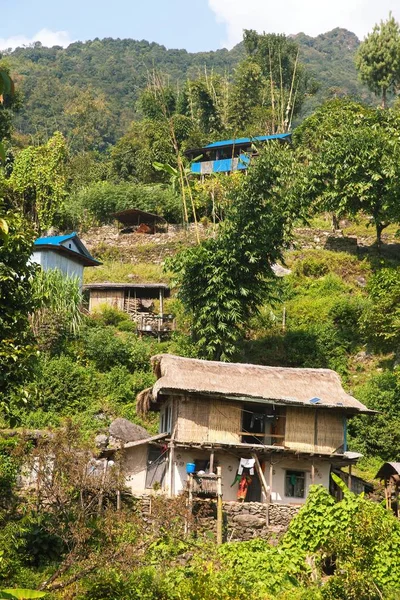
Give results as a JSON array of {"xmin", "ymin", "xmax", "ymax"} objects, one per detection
[
  {"xmin": 137, "ymin": 354, "xmax": 370, "ymax": 414},
  {"xmin": 109, "ymin": 418, "xmax": 150, "ymax": 443}
]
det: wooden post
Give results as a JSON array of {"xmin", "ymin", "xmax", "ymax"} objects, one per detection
[
  {"xmin": 168, "ymin": 441, "xmax": 175, "ymax": 498},
  {"xmin": 184, "ymin": 472, "xmax": 194, "ymax": 537},
  {"xmin": 98, "ymin": 459, "xmax": 108, "ymax": 515},
  {"xmin": 252, "ymin": 453, "xmax": 269, "ymax": 499},
  {"xmin": 159, "ymin": 288, "xmax": 164, "ymax": 317},
  {"xmin": 311, "ymin": 461, "xmax": 315, "ymax": 485},
  {"xmin": 216, "ymin": 466, "xmax": 223, "ymax": 545},
  {"xmin": 209, "ymin": 449, "xmax": 215, "ymax": 474},
  {"xmin": 116, "ymin": 489, "xmax": 121, "ymax": 511},
  {"xmin": 348, "ymin": 464, "xmax": 352, "ymax": 492}
]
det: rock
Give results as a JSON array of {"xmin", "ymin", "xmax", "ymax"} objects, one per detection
[
  {"xmin": 109, "ymin": 418, "xmax": 150, "ymax": 443},
  {"xmin": 95, "ymin": 433, "xmax": 108, "ymax": 449},
  {"xmin": 356, "ymin": 276, "xmax": 367, "ymax": 288},
  {"xmin": 271, "ymin": 264, "xmax": 292, "ymax": 277},
  {"xmin": 233, "ymin": 515, "xmax": 266, "ymax": 528}
]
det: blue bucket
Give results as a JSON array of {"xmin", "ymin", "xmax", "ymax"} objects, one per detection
[{"xmin": 186, "ymin": 462, "xmax": 196, "ymax": 474}]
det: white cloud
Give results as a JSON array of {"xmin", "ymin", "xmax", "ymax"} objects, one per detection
[
  {"xmin": 0, "ymin": 28, "xmax": 73, "ymax": 51},
  {"xmin": 208, "ymin": 0, "xmax": 400, "ymax": 48}
]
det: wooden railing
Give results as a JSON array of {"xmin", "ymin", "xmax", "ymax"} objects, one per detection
[
  {"xmin": 240, "ymin": 432, "xmax": 285, "ymax": 445},
  {"xmin": 135, "ymin": 314, "xmax": 176, "ymax": 335}
]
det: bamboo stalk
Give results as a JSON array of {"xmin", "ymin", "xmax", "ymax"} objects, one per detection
[{"xmin": 216, "ymin": 466, "xmax": 223, "ymax": 544}]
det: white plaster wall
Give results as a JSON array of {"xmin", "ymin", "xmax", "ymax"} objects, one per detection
[
  {"xmin": 60, "ymin": 239, "xmax": 80, "ymax": 253},
  {"xmin": 172, "ymin": 450, "xmax": 331, "ymax": 505},
  {"xmin": 123, "ymin": 445, "xmax": 148, "ymax": 494},
  {"xmin": 31, "ymin": 250, "xmax": 84, "ymax": 282},
  {"xmin": 270, "ymin": 458, "xmax": 331, "ymax": 505}
]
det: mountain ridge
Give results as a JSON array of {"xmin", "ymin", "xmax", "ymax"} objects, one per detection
[{"xmin": 2, "ymin": 27, "xmax": 373, "ymax": 144}]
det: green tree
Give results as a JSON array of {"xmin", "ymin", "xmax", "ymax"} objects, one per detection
[
  {"xmin": 0, "ymin": 207, "xmax": 39, "ymax": 407},
  {"xmin": 242, "ymin": 30, "xmax": 310, "ymax": 131},
  {"xmin": 227, "ymin": 59, "xmax": 268, "ymax": 134},
  {"xmin": 350, "ymin": 371, "xmax": 400, "ymax": 460},
  {"xmin": 169, "ymin": 143, "xmax": 301, "ymax": 360},
  {"xmin": 9, "ymin": 132, "xmax": 68, "ymax": 233},
  {"xmin": 296, "ymin": 100, "xmax": 400, "ymax": 245},
  {"xmin": 355, "ymin": 13, "xmax": 400, "ymax": 108}
]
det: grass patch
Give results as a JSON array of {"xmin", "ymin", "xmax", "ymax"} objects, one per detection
[{"xmin": 84, "ymin": 262, "xmax": 172, "ymax": 284}]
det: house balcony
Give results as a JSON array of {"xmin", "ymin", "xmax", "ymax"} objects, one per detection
[{"xmin": 135, "ymin": 314, "xmax": 176, "ymax": 336}]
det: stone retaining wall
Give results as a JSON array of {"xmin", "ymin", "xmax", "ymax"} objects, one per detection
[
  {"xmin": 134, "ymin": 495, "xmax": 300, "ymax": 542},
  {"xmin": 223, "ymin": 501, "xmax": 300, "ymax": 541}
]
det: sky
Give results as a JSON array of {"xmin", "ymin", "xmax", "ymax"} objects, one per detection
[{"xmin": 1, "ymin": 0, "xmax": 400, "ymax": 52}]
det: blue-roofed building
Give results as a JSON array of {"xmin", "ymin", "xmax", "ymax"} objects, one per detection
[
  {"xmin": 185, "ymin": 133, "xmax": 291, "ymax": 175},
  {"xmin": 32, "ymin": 232, "xmax": 101, "ymax": 284}
]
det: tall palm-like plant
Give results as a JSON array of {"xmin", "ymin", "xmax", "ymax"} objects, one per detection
[{"xmin": 30, "ymin": 269, "xmax": 83, "ymax": 348}]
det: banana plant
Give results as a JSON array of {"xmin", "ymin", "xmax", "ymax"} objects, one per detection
[{"xmin": 0, "ymin": 590, "xmax": 46, "ymax": 599}]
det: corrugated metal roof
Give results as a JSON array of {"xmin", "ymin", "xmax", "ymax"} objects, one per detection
[
  {"xmin": 375, "ymin": 462, "xmax": 400, "ymax": 479},
  {"xmin": 204, "ymin": 133, "xmax": 291, "ymax": 150},
  {"xmin": 34, "ymin": 233, "xmax": 76, "ymax": 246},
  {"xmin": 34, "ymin": 232, "xmax": 101, "ymax": 267}
]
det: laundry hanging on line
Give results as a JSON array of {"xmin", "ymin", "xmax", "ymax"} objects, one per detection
[{"xmin": 238, "ymin": 457, "xmax": 256, "ymax": 475}]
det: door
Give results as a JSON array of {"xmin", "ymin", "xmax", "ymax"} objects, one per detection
[{"xmin": 145, "ymin": 447, "xmax": 167, "ymax": 490}]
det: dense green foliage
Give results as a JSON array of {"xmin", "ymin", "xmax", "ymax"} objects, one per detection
[
  {"xmin": 1, "ymin": 474, "xmax": 399, "ymax": 599},
  {"xmin": 2, "ymin": 29, "xmax": 372, "ymax": 148},
  {"xmin": 295, "ymin": 99, "xmax": 400, "ymax": 244},
  {"xmin": 169, "ymin": 143, "xmax": 302, "ymax": 360},
  {"xmin": 0, "ymin": 208, "xmax": 38, "ymax": 408}
]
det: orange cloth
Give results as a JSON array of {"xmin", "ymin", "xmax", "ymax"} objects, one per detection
[{"xmin": 237, "ymin": 474, "xmax": 252, "ymax": 501}]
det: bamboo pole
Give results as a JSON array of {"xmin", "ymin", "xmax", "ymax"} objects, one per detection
[
  {"xmin": 209, "ymin": 448, "xmax": 215, "ymax": 474},
  {"xmin": 216, "ymin": 466, "xmax": 223, "ymax": 545}
]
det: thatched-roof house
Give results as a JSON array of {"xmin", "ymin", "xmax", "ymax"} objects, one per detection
[{"xmin": 128, "ymin": 355, "xmax": 370, "ymax": 505}]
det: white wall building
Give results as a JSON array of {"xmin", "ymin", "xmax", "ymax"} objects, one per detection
[{"xmin": 32, "ymin": 232, "xmax": 101, "ymax": 283}]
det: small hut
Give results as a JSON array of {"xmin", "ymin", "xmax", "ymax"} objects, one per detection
[
  {"xmin": 83, "ymin": 283, "xmax": 175, "ymax": 338},
  {"xmin": 112, "ymin": 209, "xmax": 167, "ymax": 234},
  {"xmin": 375, "ymin": 462, "xmax": 400, "ymax": 516}
]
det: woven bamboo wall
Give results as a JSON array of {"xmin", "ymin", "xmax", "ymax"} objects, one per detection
[
  {"xmin": 89, "ymin": 290, "xmax": 125, "ymax": 312},
  {"xmin": 208, "ymin": 400, "xmax": 241, "ymax": 443},
  {"xmin": 285, "ymin": 408, "xmax": 315, "ymax": 452},
  {"xmin": 315, "ymin": 412, "xmax": 344, "ymax": 453},
  {"xmin": 176, "ymin": 396, "xmax": 208, "ymax": 442},
  {"xmin": 175, "ymin": 396, "xmax": 241, "ymax": 443}
]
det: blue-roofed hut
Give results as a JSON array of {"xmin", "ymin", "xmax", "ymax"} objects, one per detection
[
  {"xmin": 32, "ymin": 232, "xmax": 101, "ymax": 284},
  {"xmin": 185, "ymin": 133, "xmax": 291, "ymax": 175}
]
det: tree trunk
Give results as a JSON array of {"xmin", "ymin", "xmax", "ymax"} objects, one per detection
[
  {"xmin": 376, "ymin": 221, "xmax": 384, "ymax": 249},
  {"xmin": 382, "ymin": 87, "xmax": 388, "ymax": 109}
]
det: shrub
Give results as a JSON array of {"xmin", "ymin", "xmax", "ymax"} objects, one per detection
[
  {"xmin": 68, "ymin": 181, "xmax": 182, "ymax": 225},
  {"xmin": 34, "ymin": 355, "xmax": 100, "ymax": 413}
]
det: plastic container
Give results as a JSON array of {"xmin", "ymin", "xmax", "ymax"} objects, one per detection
[{"xmin": 186, "ymin": 462, "xmax": 196, "ymax": 474}]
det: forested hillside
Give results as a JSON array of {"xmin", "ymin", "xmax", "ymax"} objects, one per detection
[
  {"xmin": 2, "ymin": 15, "xmax": 400, "ymax": 598},
  {"xmin": 2, "ymin": 27, "xmax": 371, "ymax": 146}
]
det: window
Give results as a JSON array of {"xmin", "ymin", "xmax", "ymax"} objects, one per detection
[
  {"xmin": 285, "ymin": 470, "xmax": 306, "ymax": 498},
  {"xmin": 160, "ymin": 403, "xmax": 172, "ymax": 434}
]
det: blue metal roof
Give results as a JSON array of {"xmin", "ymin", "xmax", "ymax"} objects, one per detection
[
  {"xmin": 204, "ymin": 133, "xmax": 291, "ymax": 149},
  {"xmin": 34, "ymin": 232, "xmax": 77, "ymax": 247},
  {"xmin": 33, "ymin": 232, "xmax": 101, "ymax": 266}
]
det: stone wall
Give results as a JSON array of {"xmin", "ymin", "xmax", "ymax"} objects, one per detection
[
  {"xmin": 134, "ymin": 495, "xmax": 300, "ymax": 543},
  {"xmin": 223, "ymin": 501, "xmax": 300, "ymax": 542}
]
